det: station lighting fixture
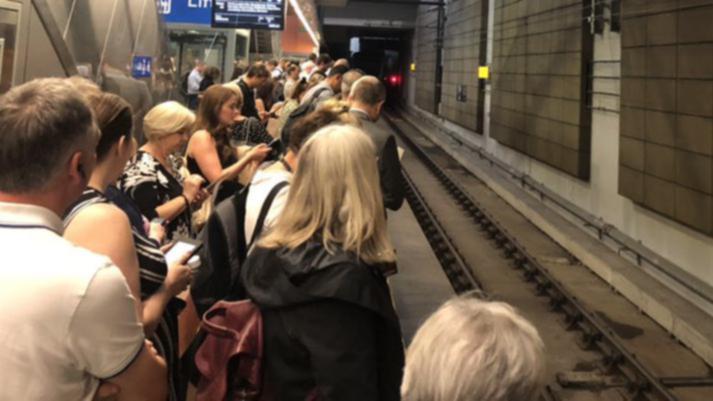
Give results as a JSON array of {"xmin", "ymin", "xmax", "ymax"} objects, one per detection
[
  {"xmin": 410, "ymin": 62, "xmax": 416, "ymax": 72},
  {"xmin": 289, "ymin": 0, "xmax": 320, "ymax": 48}
]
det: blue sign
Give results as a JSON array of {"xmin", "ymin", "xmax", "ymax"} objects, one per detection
[
  {"xmin": 157, "ymin": 0, "xmax": 213, "ymax": 25},
  {"xmin": 132, "ymin": 56, "xmax": 153, "ymax": 78}
]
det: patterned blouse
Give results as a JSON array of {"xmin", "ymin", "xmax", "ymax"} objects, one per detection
[{"xmin": 119, "ymin": 150, "xmax": 193, "ymax": 240}]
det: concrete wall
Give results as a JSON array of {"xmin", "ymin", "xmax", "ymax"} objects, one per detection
[
  {"xmin": 407, "ymin": 0, "xmax": 713, "ymax": 291},
  {"xmin": 490, "ymin": 0, "xmax": 591, "ymax": 179},
  {"xmin": 414, "ymin": 0, "xmax": 486, "ymax": 130},
  {"xmin": 619, "ymin": 1, "xmax": 713, "ymax": 236},
  {"xmin": 439, "ymin": 0, "xmax": 484, "ymax": 131},
  {"xmin": 321, "ymin": 3, "xmax": 416, "ymax": 28},
  {"xmin": 413, "ymin": 5, "xmax": 438, "ymax": 113},
  {"xmin": 46, "ymin": 0, "xmax": 163, "ymax": 76}
]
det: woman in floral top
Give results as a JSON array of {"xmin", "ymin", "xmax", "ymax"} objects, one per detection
[{"xmin": 120, "ymin": 101, "xmax": 208, "ymax": 240}]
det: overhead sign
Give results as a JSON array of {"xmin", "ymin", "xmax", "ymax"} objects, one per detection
[
  {"xmin": 131, "ymin": 56, "xmax": 152, "ymax": 78},
  {"xmin": 157, "ymin": 0, "xmax": 212, "ymax": 25},
  {"xmin": 212, "ymin": 0, "xmax": 285, "ymax": 30}
]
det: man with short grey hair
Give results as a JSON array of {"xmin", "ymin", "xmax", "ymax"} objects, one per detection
[
  {"xmin": 349, "ymin": 76, "xmax": 405, "ymax": 211},
  {"xmin": 0, "ymin": 78, "xmax": 167, "ymax": 401}
]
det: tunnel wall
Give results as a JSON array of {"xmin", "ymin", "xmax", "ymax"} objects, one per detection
[
  {"xmin": 413, "ymin": 5, "xmax": 438, "ymax": 114},
  {"xmin": 407, "ymin": 1, "xmax": 713, "ymax": 289},
  {"xmin": 413, "ymin": 0, "xmax": 486, "ymax": 131},
  {"xmin": 438, "ymin": 0, "xmax": 485, "ymax": 131},
  {"xmin": 490, "ymin": 0, "xmax": 592, "ymax": 179},
  {"xmin": 619, "ymin": 1, "xmax": 713, "ymax": 236}
]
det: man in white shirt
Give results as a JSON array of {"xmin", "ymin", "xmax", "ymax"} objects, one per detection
[
  {"xmin": 186, "ymin": 60, "xmax": 205, "ymax": 110},
  {"xmin": 0, "ymin": 78, "xmax": 167, "ymax": 401},
  {"xmin": 245, "ymin": 107, "xmax": 349, "ymax": 241}
]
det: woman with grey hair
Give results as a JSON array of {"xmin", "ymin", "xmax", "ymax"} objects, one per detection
[{"xmin": 402, "ymin": 296, "xmax": 546, "ymax": 401}]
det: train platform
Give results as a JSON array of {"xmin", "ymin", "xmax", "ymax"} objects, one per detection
[{"xmin": 387, "ymin": 201, "xmax": 454, "ymax": 344}]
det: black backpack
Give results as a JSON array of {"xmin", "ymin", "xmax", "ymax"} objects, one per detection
[
  {"xmin": 280, "ymin": 86, "xmax": 331, "ymax": 147},
  {"xmin": 192, "ymin": 181, "xmax": 288, "ymax": 316}
]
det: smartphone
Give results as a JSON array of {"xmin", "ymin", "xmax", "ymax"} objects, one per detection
[
  {"xmin": 165, "ymin": 238, "xmax": 203, "ymax": 269},
  {"xmin": 187, "ymin": 242, "xmax": 204, "ymax": 259},
  {"xmin": 266, "ymin": 138, "xmax": 283, "ymax": 160},
  {"xmin": 268, "ymin": 137, "xmax": 281, "ymax": 150}
]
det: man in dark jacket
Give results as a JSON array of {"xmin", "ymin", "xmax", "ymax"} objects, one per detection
[
  {"xmin": 236, "ymin": 64, "xmax": 270, "ymax": 119},
  {"xmin": 349, "ymin": 76, "xmax": 405, "ymax": 211}
]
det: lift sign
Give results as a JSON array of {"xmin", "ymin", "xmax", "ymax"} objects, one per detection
[
  {"xmin": 158, "ymin": 0, "xmax": 213, "ymax": 25},
  {"xmin": 132, "ymin": 56, "xmax": 153, "ymax": 79}
]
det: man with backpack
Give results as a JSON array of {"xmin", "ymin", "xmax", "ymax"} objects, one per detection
[
  {"xmin": 279, "ymin": 65, "xmax": 349, "ymax": 147},
  {"xmin": 300, "ymin": 64, "xmax": 348, "ymax": 107}
]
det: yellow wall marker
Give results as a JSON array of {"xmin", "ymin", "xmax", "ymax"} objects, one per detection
[{"xmin": 478, "ymin": 66, "xmax": 490, "ymax": 79}]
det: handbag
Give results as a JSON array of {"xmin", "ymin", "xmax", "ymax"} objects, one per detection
[{"xmin": 195, "ymin": 300, "xmax": 264, "ymax": 401}]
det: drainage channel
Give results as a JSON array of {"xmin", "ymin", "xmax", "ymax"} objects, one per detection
[{"xmin": 385, "ymin": 111, "xmax": 678, "ymax": 401}]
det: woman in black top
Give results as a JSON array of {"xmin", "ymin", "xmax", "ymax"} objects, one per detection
[
  {"xmin": 185, "ymin": 85, "xmax": 270, "ymax": 203},
  {"xmin": 242, "ymin": 124, "xmax": 404, "ymax": 401},
  {"xmin": 120, "ymin": 101, "xmax": 208, "ymax": 240},
  {"xmin": 224, "ymin": 82, "xmax": 274, "ymax": 146},
  {"xmin": 63, "ymin": 93, "xmax": 193, "ymax": 401}
]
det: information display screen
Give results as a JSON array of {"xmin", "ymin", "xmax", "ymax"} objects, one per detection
[{"xmin": 212, "ymin": 0, "xmax": 285, "ymax": 30}]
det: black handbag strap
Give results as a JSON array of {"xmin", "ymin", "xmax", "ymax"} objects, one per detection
[{"xmin": 249, "ymin": 181, "xmax": 289, "ymax": 246}]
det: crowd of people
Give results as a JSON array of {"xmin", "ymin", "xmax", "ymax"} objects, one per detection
[{"xmin": 0, "ymin": 52, "xmax": 546, "ymax": 401}]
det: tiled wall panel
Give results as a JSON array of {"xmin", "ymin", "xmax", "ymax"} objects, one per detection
[
  {"xmin": 620, "ymin": 0, "xmax": 713, "ymax": 235},
  {"xmin": 490, "ymin": 0, "xmax": 592, "ymax": 179},
  {"xmin": 438, "ymin": 0, "xmax": 485, "ymax": 131},
  {"xmin": 415, "ymin": 6, "xmax": 439, "ymax": 114}
]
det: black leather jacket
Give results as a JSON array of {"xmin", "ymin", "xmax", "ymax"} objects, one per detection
[{"xmin": 242, "ymin": 241, "xmax": 404, "ymax": 401}]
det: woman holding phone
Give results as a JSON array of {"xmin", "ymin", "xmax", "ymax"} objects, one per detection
[
  {"xmin": 185, "ymin": 85, "xmax": 271, "ymax": 204},
  {"xmin": 120, "ymin": 101, "xmax": 208, "ymax": 240},
  {"xmin": 64, "ymin": 93, "xmax": 193, "ymax": 401}
]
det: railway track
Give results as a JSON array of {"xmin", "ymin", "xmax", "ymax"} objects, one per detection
[{"xmin": 384, "ymin": 110, "xmax": 713, "ymax": 401}]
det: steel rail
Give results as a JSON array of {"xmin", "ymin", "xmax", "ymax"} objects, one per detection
[
  {"xmin": 401, "ymin": 169, "xmax": 482, "ymax": 293},
  {"xmin": 385, "ymin": 111, "xmax": 679, "ymax": 401}
]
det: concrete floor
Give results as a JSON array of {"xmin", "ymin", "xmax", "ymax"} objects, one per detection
[{"xmin": 387, "ymin": 203, "xmax": 454, "ymax": 345}]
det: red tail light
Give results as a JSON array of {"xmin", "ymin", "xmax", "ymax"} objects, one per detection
[{"xmin": 387, "ymin": 74, "xmax": 402, "ymax": 86}]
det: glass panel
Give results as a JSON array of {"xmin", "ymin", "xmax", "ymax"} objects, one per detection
[
  {"xmin": 168, "ymin": 30, "xmax": 227, "ymax": 77},
  {"xmin": 0, "ymin": 6, "xmax": 18, "ymax": 94}
]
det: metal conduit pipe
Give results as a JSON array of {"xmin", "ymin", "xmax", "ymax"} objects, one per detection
[{"xmin": 403, "ymin": 107, "xmax": 713, "ymax": 312}]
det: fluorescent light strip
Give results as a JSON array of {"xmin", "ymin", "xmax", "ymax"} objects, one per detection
[{"xmin": 289, "ymin": 0, "xmax": 320, "ymax": 48}]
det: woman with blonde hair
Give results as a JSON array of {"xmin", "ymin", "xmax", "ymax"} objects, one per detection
[
  {"xmin": 401, "ymin": 296, "xmax": 546, "ymax": 401},
  {"xmin": 120, "ymin": 101, "xmax": 207, "ymax": 240},
  {"xmin": 185, "ymin": 85, "xmax": 270, "ymax": 203},
  {"xmin": 241, "ymin": 124, "xmax": 404, "ymax": 401}
]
